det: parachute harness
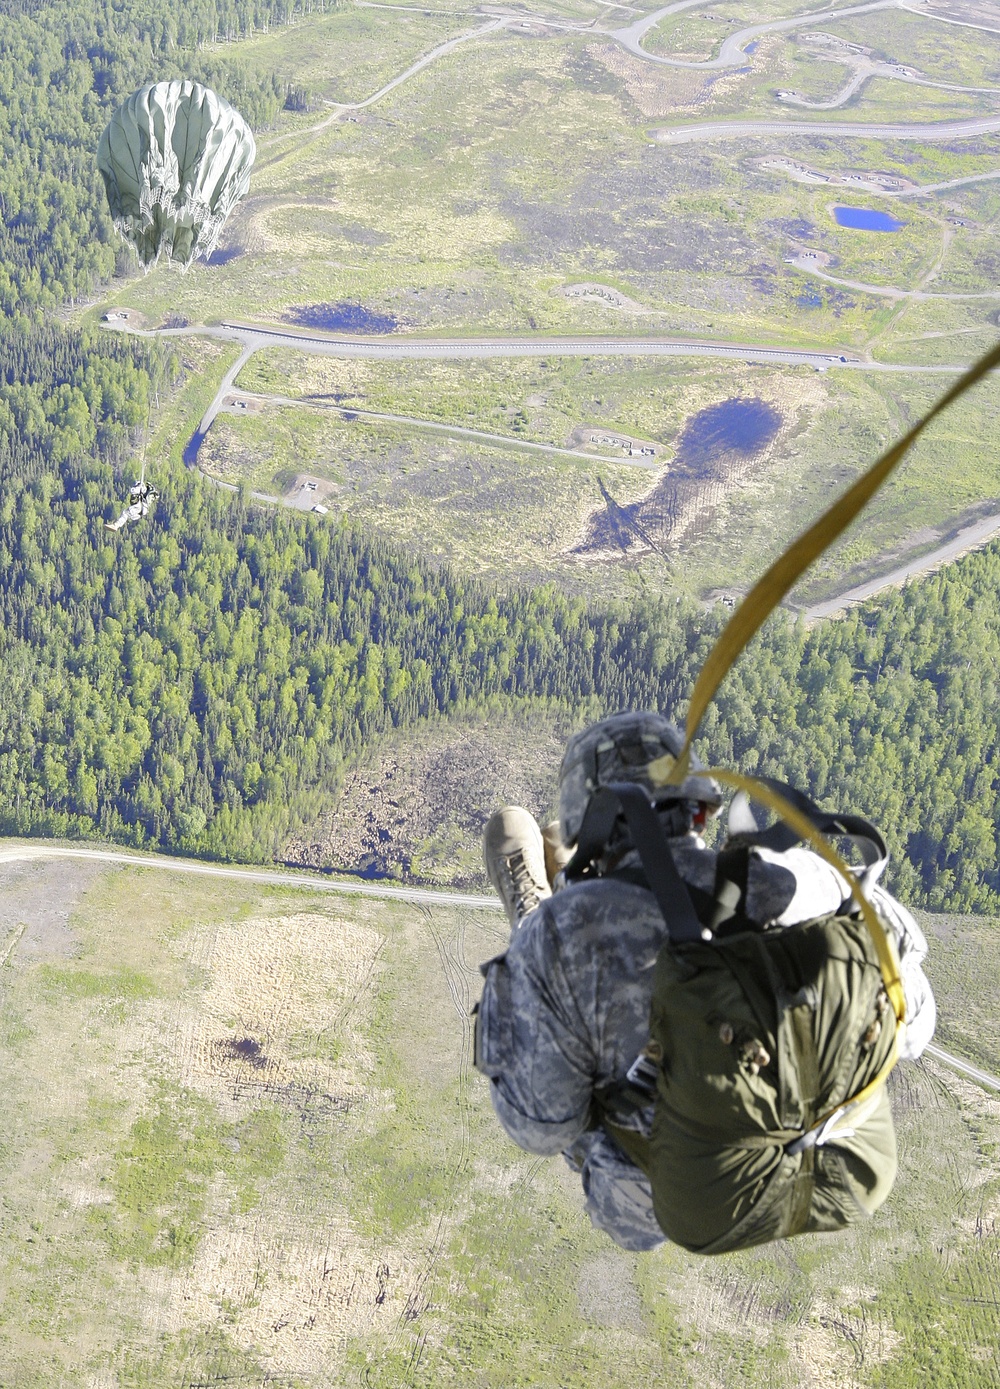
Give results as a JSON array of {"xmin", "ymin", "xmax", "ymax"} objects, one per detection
[{"xmin": 646, "ymin": 336, "xmax": 1000, "ymax": 1143}]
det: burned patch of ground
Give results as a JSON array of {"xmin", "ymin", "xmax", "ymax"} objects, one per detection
[
  {"xmin": 284, "ymin": 302, "xmax": 398, "ymax": 334},
  {"xmin": 218, "ymin": 1036, "xmax": 271, "ymax": 1069}
]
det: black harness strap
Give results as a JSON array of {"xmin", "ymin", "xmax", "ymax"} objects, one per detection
[
  {"xmin": 735, "ymin": 778, "xmax": 886, "ymax": 868},
  {"xmin": 564, "ymin": 776, "xmax": 885, "ymax": 947},
  {"xmin": 567, "ymin": 782, "xmax": 707, "ymax": 944}
]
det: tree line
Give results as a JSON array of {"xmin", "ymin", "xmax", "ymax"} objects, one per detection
[{"xmin": 3, "ymin": 324, "xmax": 1000, "ymax": 911}]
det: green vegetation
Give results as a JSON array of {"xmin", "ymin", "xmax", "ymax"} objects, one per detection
[
  {"xmin": 0, "ymin": 0, "xmax": 337, "ymax": 315},
  {"xmin": 102, "ymin": 1086, "xmax": 284, "ymax": 1263},
  {"xmin": 7, "ymin": 328, "xmax": 1000, "ymax": 913},
  {"xmin": 0, "ymin": 859, "xmax": 998, "ymax": 1386},
  {"xmin": 215, "ymin": 346, "xmax": 1000, "ymax": 601}
]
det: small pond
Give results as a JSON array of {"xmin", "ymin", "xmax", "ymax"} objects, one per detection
[
  {"xmin": 832, "ymin": 206, "xmax": 903, "ymax": 232},
  {"xmin": 577, "ymin": 397, "xmax": 782, "ymax": 558},
  {"xmin": 285, "ymin": 302, "xmax": 398, "ymax": 334}
]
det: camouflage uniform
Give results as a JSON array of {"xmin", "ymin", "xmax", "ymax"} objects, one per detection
[{"xmin": 476, "ymin": 835, "xmax": 935, "ymax": 1252}]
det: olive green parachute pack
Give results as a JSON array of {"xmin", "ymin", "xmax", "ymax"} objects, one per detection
[
  {"xmin": 574, "ymin": 780, "xmax": 899, "ymax": 1254},
  {"xmin": 581, "ymin": 334, "xmax": 1000, "ymax": 1253},
  {"xmin": 637, "ymin": 910, "xmax": 897, "ymax": 1254}
]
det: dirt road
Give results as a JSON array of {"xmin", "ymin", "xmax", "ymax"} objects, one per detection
[
  {"xmin": 802, "ymin": 511, "xmax": 1000, "ymax": 619},
  {"xmin": 3, "ymin": 839, "xmax": 994, "ymax": 1095},
  {"xmin": 0, "ymin": 841, "xmax": 502, "ymax": 912}
]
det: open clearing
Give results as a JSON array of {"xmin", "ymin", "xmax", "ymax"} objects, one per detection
[
  {"xmin": 88, "ymin": 0, "xmax": 1000, "ymax": 601},
  {"xmin": 0, "ymin": 854, "xmax": 999, "ymax": 1385}
]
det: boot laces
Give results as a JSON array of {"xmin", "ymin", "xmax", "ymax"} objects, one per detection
[{"xmin": 505, "ymin": 849, "xmax": 543, "ymax": 920}]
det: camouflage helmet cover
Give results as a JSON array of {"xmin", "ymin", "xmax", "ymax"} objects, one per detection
[{"xmin": 558, "ymin": 711, "xmax": 722, "ymax": 845}]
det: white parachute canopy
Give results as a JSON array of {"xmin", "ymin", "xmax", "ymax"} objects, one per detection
[{"xmin": 98, "ymin": 79, "xmax": 256, "ymax": 270}]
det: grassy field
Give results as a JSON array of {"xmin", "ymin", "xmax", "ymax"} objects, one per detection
[
  {"xmin": 0, "ymin": 850, "xmax": 998, "ymax": 1387},
  {"xmin": 81, "ymin": 0, "xmax": 1000, "ymax": 602},
  {"xmin": 91, "ymin": 3, "xmax": 997, "ymax": 350},
  {"xmin": 191, "ymin": 343, "xmax": 1000, "ymax": 602}
]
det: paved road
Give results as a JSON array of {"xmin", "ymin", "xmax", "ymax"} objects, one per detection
[
  {"xmin": 210, "ymin": 320, "xmax": 984, "ymax": 375},
  {"xmin": 609, "ymin": 0, "xmax": 898, "ymax": 69},
  {"xmin": 119, "ymin": 315, "xmax": 983, "ymax": 377},
  {"xmin": 925, "ymin": 1042, "xmax": 1000, "ymax": 1093},
  {"xmin": 215, "ymin": 320, "xmax": 863, "ymax": 369},
  {"xmin": 3, "ymin": 842, "xmax": 997, "ymax": 1094},
  {"xmin": 655, "ymin": 113, "xmax": 1000, "ymax": 145},
  {"xmin": 0, "ymin": 841, "xmax": 502, "ymax": 912},
  {"xmin": 802, "ymin": 511, "xmax": 1000, "ymax": 619},
  {"xmin": 193, "ymin": 343, "xmax": 253, "ymax": 445}
]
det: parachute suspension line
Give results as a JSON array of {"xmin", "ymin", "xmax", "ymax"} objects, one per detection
[
  {"xmin": 645, "ymin": 336, "xmax": 1000, "ymax": 1066},
  {"xmin": 706, "ymin": 770, "xmax": 906, "ymax": 1023},
  {"xmin": 139, "ymin": 392, "xmax": 152, "ymax": 488},
  {"xmin": 706, "ymin": 770, "xmax": 903, "ymax": 1134}
]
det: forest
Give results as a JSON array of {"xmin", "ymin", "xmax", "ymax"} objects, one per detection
[
  {"xmin": 1, "ymin": 318, "xmax": 999, "ymax": 913},
  {"xmin": 0, "ymin": 0, "xmax": 997, "ymax": 918},
  {"xmin": 0, "ymin": 0, "xmax": 327, "ymax": 314}
]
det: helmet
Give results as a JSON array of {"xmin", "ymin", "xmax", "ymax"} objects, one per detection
[{"xmin": 558, "ymin": 711, "xmax": 722, "ymax": 845}]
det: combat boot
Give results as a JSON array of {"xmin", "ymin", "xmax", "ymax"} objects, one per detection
[
  {"xmin": 483, "ymin": 806, "xmax": 552, "ymax": 929},
  {"xmin": 541, "ymin": 820, "xmax": 573, "ymax": 886}
]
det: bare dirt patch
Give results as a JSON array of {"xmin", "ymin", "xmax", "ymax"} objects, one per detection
[
  {"xmin": 587, "ymin": 43, "xmax": 710, "ymax": 118},
  {"xmin": 219, "ymin": 393, "xmax": 264, "ymax": 416},
  {"xmin": 284, "ymin": 706, "xmax": 580, "ymax": 886},
  {"xmin": 0, "ymin": 858, "xmax": 99, "ymax": 962},
  {"xmin": 99, "ymin": 306, "xmax": 148, "ymax": 329},
  {"xmin": 569, "ymin": 421, "xmax": 660, "ymax": 460},
  {"xmin": 284, "ymin": 472, "xmax": 340, "ymax": 511},
  {"xmin": 557, "ymin": 282, "xmax": 659, "ymax": 316},
  {"xmin": 170, "ymin": 909, "xmax": 384, "ymax": 1118},
  {"xmin": 577, "ymin": 1251, "xmax": 647, "ymax": 1334}
]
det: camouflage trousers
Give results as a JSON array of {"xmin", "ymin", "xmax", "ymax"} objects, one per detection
[{"xmin": 476, "ymin": 873, "xmax": 675, "ymax": 1251}]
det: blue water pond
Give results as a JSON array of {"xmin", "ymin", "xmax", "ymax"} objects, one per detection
[
  {"xmin": 676, "ymin": 397, "xmax": 782, "ymax": 470},
  {"xmin": 285, "ymin": 302, "xmax": 398, "ymax": 334},
  {"xmin": 832, "ymin": 206, "xmax": 903, "ymax": 232},
  {"xmin": 576, "ymin": 397, "xmax": 783, "ymax": 558}
]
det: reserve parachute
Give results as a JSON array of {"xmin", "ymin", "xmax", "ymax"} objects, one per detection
[{"xmin": 98, "ymin": 80, "xmax": 255, "ymax": 270}]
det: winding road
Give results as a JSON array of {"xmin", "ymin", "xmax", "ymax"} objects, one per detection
[
  {"xmin": 3, "ymin": 840, "xmax": 997, "ymax": 1096},
  {"xmin": 655, "ymin": 113, "xmax": 1000, "ymax": 145},
  {"xmin": 99, "ymin": 0, "xmax": 1000, "ymax": 606},
  {"xmin": 609, "ymin": 0, "xmax": 900, "ymax": 69}
]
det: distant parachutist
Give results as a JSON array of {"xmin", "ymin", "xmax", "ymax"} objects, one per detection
[{"xmin": 106, "ymin": 479, "xmax": 159, "ymax": 532}]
